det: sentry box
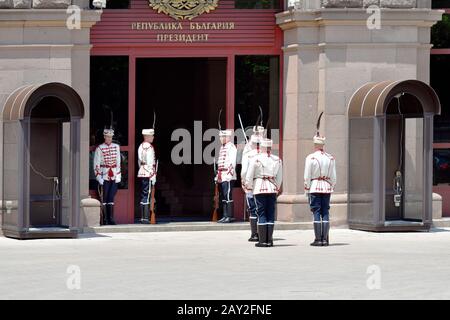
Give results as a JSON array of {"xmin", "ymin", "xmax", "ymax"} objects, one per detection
[
  {"xmin": 347, "ymin": 80, "xmax": 441, "ymax": 232},
  {"xmin": 1, "ymin": 83, "xmax": 84, "ymax": 239}
]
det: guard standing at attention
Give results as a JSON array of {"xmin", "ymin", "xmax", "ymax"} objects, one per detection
[
  {"xmin": 137, "ymin": 128, "xmax": 157, "ymax": 224},
  {"xmin": 241, "ymin": 126, "xmax": 264, "ymax": 241},
  {"xmin": 94, "ymin": 128, "xmax": 121, "ymax": 225},
  {"xmin": 245, "ymin": 138, "xmax": 282, "ymax": 247},
  {"xmin": 216, "ymin": 129, "xmax": 237, "ymax": 223},
  {"xmin": 304, "ymin": 112, "xmax": 337, "ymax": 246}
]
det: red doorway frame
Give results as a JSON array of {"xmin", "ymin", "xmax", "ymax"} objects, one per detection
[{"xmin": 91, "ymin": 44, "xmax": 283, "ymax": 223}]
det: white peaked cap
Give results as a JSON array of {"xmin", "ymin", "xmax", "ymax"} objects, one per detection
[
  {"xmin": 313, "ymin": 135, "xmax": 326, "ymax": 145},
  {"xmin": 219, "ymin": 129, "xmax": 233, "ymax": 137},
  {"xmin": 253, "ymin": 126, "xmax": 265, "ymax": 134},
  {"xmin": 142, "ymin": 129, "xmax": 155, "ymax": 136},
  {"xmin": 103, "ymin": 128, "xmax": 114, "ymax": 136},
  {"xmin": 260, "ymin": 138, "xmax": 273, "ymax": 148},
  {"xmin": 250, "ymin": 134, "xmax": 261, "ymax": 144}
]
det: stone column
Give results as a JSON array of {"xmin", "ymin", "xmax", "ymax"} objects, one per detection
[
  {"xmin": 276, "ymin": 10, "xmax": 322, "ymax": 223},
  {"xmin": 276, "ymin": 5, "xmax": 443, "ymax": 225},
  {"xmin": 0, "ymin": 8, "xmax": 102, "ymax": 231}
]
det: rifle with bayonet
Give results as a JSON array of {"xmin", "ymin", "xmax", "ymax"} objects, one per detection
[
  {"xmin": 212, "ymin": 158, "xmax": 219, "ymax": 222},
  {"xmin": 98, "ymin": 184, "xmax": 106, "ymax": 225},
  {"xmin": 150, "ymin": 160, "xmax": 158, "ymax": 225},
  {"xmin": 238, "ymin": 113, "xmax": 249, "ymax": 221}
]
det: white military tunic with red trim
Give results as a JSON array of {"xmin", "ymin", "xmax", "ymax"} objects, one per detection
[
  {"xmin": 137, "ymin": 142, "xmax": 156, "ymax": 181},
  {"xmin": 216, "ymin": 141, "xmax": 237, "ymax": 183},
  {"xmin": 241, "ymin": 143, "xmax": 260, "ymax": 193},
  {"xmin": 94, "ymin": 142, "xmax": 121, "ymax": 183},
  {"xmin": 245, "ymin": 152, "xmax": 282, "ymax": 195},
  {"xmin": 304, "ymin": 150, "xmax": 336, "ymax": 193}
]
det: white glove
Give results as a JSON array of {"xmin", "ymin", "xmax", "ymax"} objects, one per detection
[
  {"xmin": 115, "ymin": 177, "xmax": 121, "ymax": 184},
  {"xmin": 151, "ymin": 176, "xmax": 156, "ymax": 185},
  {"xmin": 97, "ymin": 177, "xmax": 104, "ymax": 186}
]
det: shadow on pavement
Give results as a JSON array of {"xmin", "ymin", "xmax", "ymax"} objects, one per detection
[
  {"xmin": 78, "ymin": 233, "xmax": 111, "ymax": 239},
  {"xmin": 272, "ymin": 244, "xmax": 298, "ymax": 247},
  {"xmin": 430, "ymin": 228, "xmax": 450, "ymax": 233}
]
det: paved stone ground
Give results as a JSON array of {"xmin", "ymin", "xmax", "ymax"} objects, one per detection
[{"xmin": 1, "ymin": 228, "xmax": 450, "ymax": 300}]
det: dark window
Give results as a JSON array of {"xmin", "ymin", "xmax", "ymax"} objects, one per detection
[
  {"xmin": 90, "ymin": 0, "xmax": 130, "ymax": 9},
  {"xmin": 234, "ymin": 55, "xmax": 280, "ymax": 187},
  {"xmin": 90, "ymin": 56, "xmax": 129, "ymax": 146},
  {"xmin": 431, "ymin": 55, "xmax": 450, "ymax": 142},
  {"xmin": 432, "ymin": 0, "xmax": 450, "ymax": 8},
  {"xmin": 235, "ymin": 0, "xmax": 281, "ymax": 9},
  {"xmin": 235, "ymin": 55, "xmax": 280, "ymax": 133},
  {"xmin": 434, "ymin": 149, "xmax": 450, "ymax": 185},
  {"xmin": 432, "ymin": 14, "xmax": 450, "ymax": 48}
]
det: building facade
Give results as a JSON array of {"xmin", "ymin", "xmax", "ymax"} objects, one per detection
[{"xmin": 0, "ymin": 0, "xmax": 445, "ymax": 236}]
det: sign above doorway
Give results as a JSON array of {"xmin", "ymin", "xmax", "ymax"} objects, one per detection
[{"xmin": 91, "ymin": 0, "xmax": 282, "ymax": 49}]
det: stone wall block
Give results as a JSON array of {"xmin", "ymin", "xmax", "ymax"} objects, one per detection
[
  {"xmin": 13, "ymin": 0, "xmax": 31, "ymax": 8},
  {"xmin": 32, "ymin": 0, "xmax": 71, "ymax": 8},
  {"xmin": 322, "ymin": 0, "xmax": 363, "ymax": 7},
  {"xmin": 0, "ymin": 0, "xmax": 13, "ymax": 8}
]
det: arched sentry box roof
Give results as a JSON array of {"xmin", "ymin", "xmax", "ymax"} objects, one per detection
[
  {"xmin": 347, "ymin": 80, "xmax": 441, "ymax": 118},
  {"xmin": 3, "ymin": 82, "xmax": 84, "ymax": 121}
]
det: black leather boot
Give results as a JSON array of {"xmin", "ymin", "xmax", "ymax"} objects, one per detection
[
  {"xmin": 140, "ymin": 205, "xmax": 145, "ymax": 224},
  {"xmin": 248, "ymin": 218, "xmax": 259, "ymax": 242},
  {"xmin": 108, "ymin": 204, "xmax": 116, "ymax": 225},
  {"xmin": 222, "ymin": 202, "xmax": 234, "ymax": 223},
  {"xmin": 217, "ymin": 203, "xmax": 227, "ymax": 223},
  {"xmin": 255, "ymin": 224, "xmax": 268, "ymax": 247},
  {"xmin": 104, "ymin": 204, "xmax": 111, "ymax": 225},
  {"xmin": 310, "ymin": 222, "xmax": 322, "ymax": 246},
  {"xmin": 141, "ymin": 205, "xmax": 150, "ymax": 224},
  {"xmin": 267, "ymin": 224, "xmax": 274, "ymax": 247},
  {"xmin": 229, "ymin": 202, "xmax": 235, "ymax": 222},
  {"xmin": 322, "ymin": 221, "xmax": 330, "ymax": 246},
  {"xmin": 145, "ymin": 204, "xmax": 151, "ymax": 224}
]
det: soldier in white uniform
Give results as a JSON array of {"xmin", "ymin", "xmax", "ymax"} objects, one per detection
[
  {"xmin": 94, "ymin": 128, "xmax": 121, "ymax": 225},
  {"xmin": 215, "ymin": 129, "xmax": 237, "ymax": 223},
  {"xmin": 137, "ymin": 129, "xmax": 157, "ymax": 224},
  {"xmin": 241, "ymin": 126, "xmax": 264, "ymax": 241},
  {"xmin": 245, "ymin": 138, "xmax": 282, "ymax": 247},
  {"xmin": 304, "ymin": 132, "xmax": 337, "ymax": 246}
]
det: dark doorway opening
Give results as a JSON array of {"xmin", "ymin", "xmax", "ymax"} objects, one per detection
[
  {"xmin": 136, "ymin": 58, "xmax": 226, "ymax": 221},
  {"xmin": 385, "ymin": 94, "xmax": 424, "ymax": 222},
  {"xmin": 29, "ymin": 96, "xmax": 71, "ymax": 228}
]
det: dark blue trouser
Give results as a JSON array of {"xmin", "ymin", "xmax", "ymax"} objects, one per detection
[
  {"xmin": 102, "ymin": 180, "xmax": 118, "ymax": 205},
  {"xmin": 219, "ymin": 181, "xmax": 234, "ymax": 218},
  {"xmin": 140, "ymin": 178, "xmax": 152, "ymax": 205},
  {"xmin": 255, "ymin": 193, "xmax": 277, "ymax": 224},
  {"xmin": 309, "ymin": 193, "xmax": 331, "ymax": 222},
  {"xmin": 246, "ymin": 193, "xmax": 258, "ymax": 220},
  {"xmin": 219, "ymin": 181, "xmax": 233, "ymax": 204}
]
